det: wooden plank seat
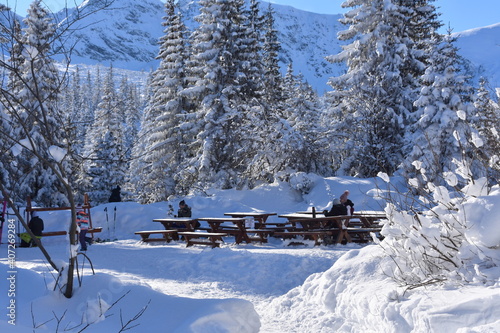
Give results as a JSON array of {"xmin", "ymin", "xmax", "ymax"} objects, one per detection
[
  {"xmin": 87, "ymin": 227, "xmax": 103, "ymax": 233},
  {"xmin": 177, "ymin": 231, "xmax": 227, "ymax": 248},
  {"xmin": 258, "ymin": 222, "xmax": 292, "ymax": 232},
  {"xmin": 347, "ymin": 227, "xmax": 383, "ymax": 243},
  {"xmin": 245, "ymin": 229, "xmax": 275, "ymax": 243},
  {"xmin": 216, "ymin": 226, "xmax": 269, "ymax": 244},
  {"xmin": 208, "ymin": 225, "xmax": 245, "ymax": 243},
  {"xmin": 41, "ymin": 228, "xmax": 102, "ymax": 237},
  {"xmin": 273, "ymin": 230, "xmax": 333, "ymax": 246},
  {"xmin": 41, "ymin": 230, "xmax": 67, "ymax": 237},
  {"xmin": 135, "ymin": 230, "xmax": 178, "ymax": 243}
]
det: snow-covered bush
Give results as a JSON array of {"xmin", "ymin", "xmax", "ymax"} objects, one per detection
[
  {"xmin": 288, "ymin": 172, "xmax": 316, "ymax": 195},
  {"xmin": 378, "ymin": 129, "xmax": 500, "ymax": 288},
  {"xmin": 379, "ymin": 174, "xmax": 500, "ymax": 288}
]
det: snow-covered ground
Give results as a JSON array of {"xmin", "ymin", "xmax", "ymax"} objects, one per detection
[{"xmin": 1, "ymin": 175, "xmax": 499, "ymax": 332}]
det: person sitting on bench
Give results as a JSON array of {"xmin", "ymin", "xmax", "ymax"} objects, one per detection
[
  {"xmin": 20, "ymin": 211, "xmax": 44, "ymax": 247},
  {"xmin": 323, "ymin": 199, "xmax": 347, "ymax": 216}
]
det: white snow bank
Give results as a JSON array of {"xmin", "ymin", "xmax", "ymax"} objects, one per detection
[
  {"xmin": 263, "ymin": 244, "xmax": 500, "ymax": 332},
  {"xmin": 463, "ymin": 186, "xmax": 500, "ymax": 248}
]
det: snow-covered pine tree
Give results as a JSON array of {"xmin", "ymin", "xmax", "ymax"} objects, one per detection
[
  {"xmin": 261, "ymin": 3, "xmax": 284, "ymax": 108},
  {"xmin": 244, "ymin": 0, "xmax": 266, "ymax": 100},
  {"xmin": 66, "ymin": 67, "xmax": 84, "ymax": 151},
  {"xmin": 285, "ymin": 69, "xmax": 331, "ymax": 175},
  {"xmin": 116, "ymin": 76, "xmax": 141, "ymax": 201},
  {"xmin": 327, "ymin": 0, "xmax": 423, "ymax": 177},
  {"xmin": 118, "ymin": 76, "xmax": 141, "ymax": 159},
  {"xmin": 5, "ymin": 17, "xmax": 24, "ymax": 93},
  {"xmin": 279, "ymin": 64, "xmax": 318, "ymax": 174},
  {"xmin": 223, "ymin": 0, "xmax": 271, "ymax": 188},
  {"xmin": 177, "ymin": 0, "xmax": 254, "ymax": 192},
  {"xmin": 0, "ymin": 11, "xmax": 22, "ymax": 203},
  {"xmin": 243, "ymin": 4, "xmax": 307, "ymax": 186},
  {"xmin": 473, "ymin": 78, "xmax": 500, "ymax": 185},
  {"xmin": 84, "ymin": 66, "xmax": 127, "ymax": 204},
  {"xmin": 9, "ymin": 1, "xmax": 70, "ymax": 206},
  {"xmin": 398, "ymin": 0, "xmax": 444, "ymax": 160},
  {"xmin": 397, "ymin": 0, "xmax": 442, "ymax": 124},
  {"xmin": 128, "ymin": 110, "xmax": 149, "ymax": 201},
  {"xmin": 404, "ymin": 31, "xmax": 477, "ymax": 188},
  {"xmin": 57, "ymin": 66, "xmax": 84, "ymax": 198},
  {"xmin": 89, "ymin": 67, "xmax": 102, "ymax": 123},
  {"xmin": 132, "ymin": 0, "xmax": 190, "ymax": 202},
  {"xmin": 70, "ymin": 68, "xmax": 101, "ymax": 199}
]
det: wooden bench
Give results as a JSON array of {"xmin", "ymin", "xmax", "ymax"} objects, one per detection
[
  {"xmin": 87, "ymin": 227, "xmax": 103, "ymax": 234},
  {"xmin": 347, "ymin": 227, "xmax": 383, "ymax": 243},
  {"xmin": 177, "ymin": 231, "xmax": 227, "ymax": 248},
  {"xmin": 245, "ymin": 229, "xmax": 275, "ymax": 243},
  {"xmin": 42, "ymin": 230, "xmax": 67, "ymax": 237},
  {"xmin": 273, "ymin": 230, "xmax": 333, "ymax": 246},
  {"xmin": 41, "ymin": 227, "xmax": 102, "ymax": 238},
  {"xmin": 135, "ymin": 230, "xmax": 178, "ymax": 243}
]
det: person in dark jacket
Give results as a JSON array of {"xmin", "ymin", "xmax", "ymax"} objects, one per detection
[
  {"xmin": 29, "ymin": 211, "xmax": 44, "ymax": 236},
  {"xmin": 323, "ymin": 199, "xmax": 347, "ymax": 217},
  {"xmin": 177, "ymin": 200, "xmax": 192, "ymax": 217},
  {"xmin": 175, "ymin": 200, "xmax": 200, "ymax": 229},
  {"xmin": 109, "ymin": 185, "xmax": 122, "ymax": 202},
  {"xmin": 20, "ymin": 211, "xmax": 44, "ymax": 247}
]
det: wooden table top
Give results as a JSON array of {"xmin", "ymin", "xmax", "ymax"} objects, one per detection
[
  {"xmin": 224, "ymin": 212, "xmax": 277, "ymax": 217},
  {"xmin": 197, "ymin": 217, "xmax": 246, "ymax": 222},
  {"xmin": 153, "ymin": 218, "xmax": 198, "ymax": 222}
]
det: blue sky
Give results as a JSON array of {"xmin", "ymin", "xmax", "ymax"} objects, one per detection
[
  {"xmin": 267, "ymin": 0, "xmax": 500, "ymax": 33},
  {"xmin": 5, "ymin": 0, "xmax": 500, "ymax": 33}
]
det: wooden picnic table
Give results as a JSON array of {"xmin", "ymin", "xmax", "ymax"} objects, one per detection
[
  {"xmin": 277, "ymin": 214, "xmax": 382, "ymax": 244},
  {"xmin": 288, "ymin": 216, "xmax": 352, "ymax": 244},
  {"xmin": 281, "ymin": 211, "xmax": 385, "ymax": 228},
  {"xmin": 197, "ymin": 217, "xmax": 271, "ymax": 244},
  {"xmin": 276, "ymin": 214, "xmax": 345, "ymax": 244}
]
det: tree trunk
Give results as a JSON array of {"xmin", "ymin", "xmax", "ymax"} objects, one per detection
[{"xmin": 63, "ymin": 188, "xmax": 78, "ymax": 298}]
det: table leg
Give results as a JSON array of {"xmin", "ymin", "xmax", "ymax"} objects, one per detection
[{"xmin": 235, "ymin": 222, "xmax": 252, "ymax": 243}]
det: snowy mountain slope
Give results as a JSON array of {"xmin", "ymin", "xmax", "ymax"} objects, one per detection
[
  {"xmin": 271, "ymin": 6, "xmax": 345, "ymax": 93},
  {"xmin": 454, "ymin": 23, "xmax": 500, "ymax": 88},
  {"xmin": 52, "ymin": 0, "xmax": 346, "ymax": 92},
  {"xmin": 57, "ymin": 0, "xmax": 165, "ymax": 70},
  {"xmin": 14, "ymin": 0, "xmax": 500, "ymax": 93}
]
